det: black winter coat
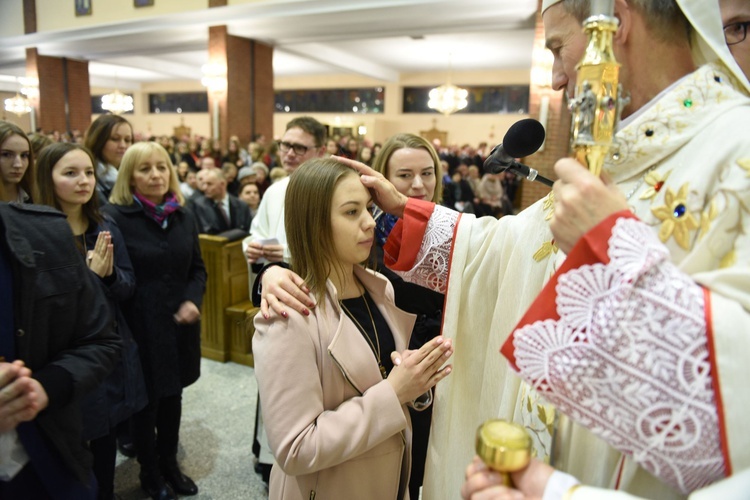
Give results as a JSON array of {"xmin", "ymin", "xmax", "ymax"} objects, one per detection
[
  {"xmin": 102, "ymin": 202, "xmax": 207, "ymax": 400},
  {"xmin": 373, "ymin": 245, "xmax": 444, "ymax": 349},
  {"xmin": 0, "ymin": 202, "xmax": 121, "ymax": 483},
  {"xmin": 80, "ymin": 215, "xmax": 147, "ymax": 440}
]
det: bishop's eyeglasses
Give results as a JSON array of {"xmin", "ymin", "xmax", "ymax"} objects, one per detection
[{"xmin": 724, "ymin": 21, "xmax": 750, "ymax": 46}]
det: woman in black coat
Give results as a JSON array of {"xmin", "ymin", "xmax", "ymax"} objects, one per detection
[
  {"xmin": 35, "ymin": 142, "xmax": 148, "ymax": 500},
  {"xmin": 363, "ymin": 134, "xmax": 445, "ymax": 500},
  {"xmin": 103, "ymin": 142, "xmax": 206, "ymax": 500}
]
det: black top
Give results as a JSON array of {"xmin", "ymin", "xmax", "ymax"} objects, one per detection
[
  {"xmin": 340, "ymin": 291, "xmax": 396, "ymax": 377},
  {"xmin": 374, "ymin": 245, "xmax": 444, "ymax": 350}
]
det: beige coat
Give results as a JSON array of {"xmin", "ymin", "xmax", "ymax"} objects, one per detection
[{"xmin": 253, "ymin": 266, "xmax": 417, "ymax": 500}]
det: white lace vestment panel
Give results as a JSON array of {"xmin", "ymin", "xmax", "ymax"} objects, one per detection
[
  {"xmin": 395, "ymin": 205, "xmax": 458, "ymax": 294},
  {"xmin": 513, "ymin": 218, "xmax": 724, "ymax": 494}
]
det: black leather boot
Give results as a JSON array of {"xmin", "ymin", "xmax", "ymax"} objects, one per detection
[
  {"xmin": 139, "ymin": 470, "xmax": 176, "ymax": 500},
  {"xmin": 117, "ymin": 439, "xmax": 136, "ymax": 458},
  {"xmin": 160, "ymin": 461, "xmax": 198, "ymax": 496}
]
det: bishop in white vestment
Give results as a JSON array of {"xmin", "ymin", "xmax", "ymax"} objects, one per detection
[{"xmin": 377, "ymin": 1, "xmax": 750, "ymax": 498}]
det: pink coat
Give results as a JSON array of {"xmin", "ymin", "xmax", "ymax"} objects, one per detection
[{"xmin": 253, "ymin": 266, "xmax": 418, "ymax": 500}]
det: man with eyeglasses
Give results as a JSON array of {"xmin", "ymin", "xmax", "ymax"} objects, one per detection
[
  {"xmin": 243, "ymin": 117, "xmax": 327, "ymax": 268},
  {"xmin": 721, "ymin": 0, "xmax": 750, "ymax": 78}
]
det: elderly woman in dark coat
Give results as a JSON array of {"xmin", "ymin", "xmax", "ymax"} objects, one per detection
[{"xmin": 103, "ymin": 141, "xmax": 206, "ymax": 500}]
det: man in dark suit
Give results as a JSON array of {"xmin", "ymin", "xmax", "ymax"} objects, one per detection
[
  {"xmin": 188, "ymin": 168, "xmax": 252, "ymax": 235},
  {"xmin": 0, "ymin": 202, "xmax": 120, "ymax": 499}
]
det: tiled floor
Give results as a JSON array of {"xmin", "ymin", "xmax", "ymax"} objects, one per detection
[{"xmin": 114, "ymin": 359, "xmax": 269, "ymax": 499}]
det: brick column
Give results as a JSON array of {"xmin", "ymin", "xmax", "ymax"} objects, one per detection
[
  {"xmin": 519, "ymin": 1, "xmax": 571, "ymax": 210},
  {"xmin": 207, "ymin": 26, "xmax": 274, "ymax": 149},
  {"xmin": 26, "ymin": 49, "xmax": 92, "ymax": 135},
  {"xmin": 24, "ymin": 0, "xmax": 91, "ymax": 135}
]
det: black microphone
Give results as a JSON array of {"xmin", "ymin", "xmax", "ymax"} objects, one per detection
[{"xmin": 483, "ymin": 118, "xmax": 553, "ymax": 187}]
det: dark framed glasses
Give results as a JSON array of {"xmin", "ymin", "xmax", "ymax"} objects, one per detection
[
  {"xmin": 723, "ymin": 21, "xmax": 750, "ymax": 46},
  {"xmin": 278, "ymin": 141, "xmax": 312, "ymax": 156}
]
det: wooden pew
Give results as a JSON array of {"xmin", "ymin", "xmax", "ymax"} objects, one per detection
[{"xmin": 199, "ymin": 234, "xmax": 258, "ymax": 366}]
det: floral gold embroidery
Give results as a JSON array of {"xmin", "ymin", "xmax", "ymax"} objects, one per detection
[
  {"xmin": 639, "ymin": 169, "xmax": 672, "ymax": 201},
  {"xmin": 543, "ymin": 192, "xmax": 555, "ymax": 221},
  {"xmin": 698, "ymin": 200, "xmax": 718, "ymax": 241},
  {"xmin": 535, "ymin": 193, "xmax": 559, "ymax": 263},
  {"xmin": 651, "ymin": 183, "xmax": 699, "ymax": 250},
  {"xmin": 533, "ymin": 240, "xmax": 559, "ymax": 262},
  {"xmin": 519, "ymin": 386, "xmax": 555, "ymax": 461},
  {"xmin": 720, "ymin": 250, "xmax": 736, "ymax": 269},
  {"xmin": 738, "ymin": 158, "xmax": 750, "ymax": 177}
]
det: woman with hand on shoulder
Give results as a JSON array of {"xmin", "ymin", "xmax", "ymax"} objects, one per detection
[
  {"xmin": 35, "ymin": 142, "xmax": 147, "ymax": 500},
  {"xmin": 253, "ymin": 158, "xmax": 453, "ymax": 500},
  {"xmin": 259, "ymin": 133, "xmax": 445, "ymax": 500},
  {"xmin": 0, "ymin": 121, "xmax": 35, "ymax": 203},
  {"xmin": 84, "ymin": 114, "xmax": 133, "ymax": 205},
  {"xmin": 103, "ymin": 142, "xmax": 206, "ymax": 500}
]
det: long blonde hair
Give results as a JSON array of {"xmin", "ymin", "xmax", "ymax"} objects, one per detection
[
  {"xmin": 372, "ymin": 133, "xmax": 443, "ymax": 204},
  {"xmin": 109, "ymin": 141, "xmax": 184, "ymax": 205},
  {"xmin": 285, "ymin": 158, "xmax": 359, "ymax": 303}
]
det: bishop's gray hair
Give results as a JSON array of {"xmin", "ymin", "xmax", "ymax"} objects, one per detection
[{"xmin": 560, "ymin": 0, "xmax": 691, "ymax": 44}]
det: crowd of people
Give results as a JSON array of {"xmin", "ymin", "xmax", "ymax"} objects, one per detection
[
  {"xmin": 1, "ymin": 0, "xmax": 749, "ymax": 499},
  {"xmin": 0, "ymin": 117, "xmax": 206, "ymax": 500},
  {"xmin": 0, "ymin": 110, "xmax": 511, "ymax": 500}
]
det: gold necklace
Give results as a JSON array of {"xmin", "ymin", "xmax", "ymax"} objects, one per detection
[{"xmin": 340, "ymin": 292, "xmax": 387, "ymax": 379}]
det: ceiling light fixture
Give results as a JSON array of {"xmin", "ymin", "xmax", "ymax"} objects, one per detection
[
  {"xmin": 4, "ymin": 92, "xmax": 31, "ymax": 116},
  {"xmin": 19, "ymin": 77, "xmax": 39, "ymax": 100},
  {"xmin": 101, "ymin": 74, "xmax": 133, "ymax": 115},
  {"xmin": 428, "ymin": 55, "xmax": 468, "ymax": 116},
  {"xmin": 4, "ymin": 77, "xmax": 33, "ymax": 117},
  {"xmin": 201, "ymin": 63, "xmax": 227, "ymax": 94},
  {"xmin": 102, "ymin": 89, "xmax": 133, "ymax": 115},
  {"xmin": 101, "ymin": 89, "xmax": 134, "ymax": 115},
  {"xmin": 201, "ymin": 63, "xmax": 227, "ymax": 140}
]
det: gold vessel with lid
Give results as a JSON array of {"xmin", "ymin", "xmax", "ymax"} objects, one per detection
[{"xmin": 476, "ymin": 419, "xmax": 532, "ymax": 485}]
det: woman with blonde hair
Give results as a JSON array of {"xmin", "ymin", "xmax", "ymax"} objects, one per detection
[
  {"xmin": 253, "ymin": 158, "xmax": 453, "ymax": 500},
  {"xmin": 103, "ymin": 142, "xmax": 206, "ymax": 500}
]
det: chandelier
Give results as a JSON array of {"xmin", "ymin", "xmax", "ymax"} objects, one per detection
[
  {"xmin": 4, "ymin": 76, "xmax": 35, "ymax": 117},
  {"xmin": 4, "ymin": 92, "xmax": 31, "ymax": 116},
  {"xmin": 428, "ymin": 54, "xmax": 468, "ymax": 115},
  {"xmin": 200, "ymin": 63, "xmax": 227, "ymax": 94},
  {"xmin": 428, "ymin": 83, "xmax": 469, "ymax": 115},
  {"xmin": 101, "ymin": 89, "xmax": 133, "ymax": 115}
]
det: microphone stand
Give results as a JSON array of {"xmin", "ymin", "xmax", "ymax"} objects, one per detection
[{"xmin": 507, "ymin": 163, "xmax": 554, "ymax": 188}]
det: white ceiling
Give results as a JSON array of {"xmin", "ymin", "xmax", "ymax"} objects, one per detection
[{"xmin": 0, "ymin": 0, "xmax": 538, "ymax": 91}]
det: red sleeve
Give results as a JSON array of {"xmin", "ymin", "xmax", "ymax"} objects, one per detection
[
  {"xmin": 703, "ymin": 290, "xmax": 732, "ymax": 474},
  {"xmin": 383, "ymin": 198, "xmax": 436, "ymax": 271}
]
